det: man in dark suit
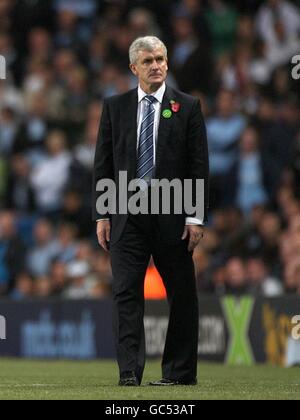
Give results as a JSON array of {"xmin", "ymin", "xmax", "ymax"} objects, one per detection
[{"xmin": 93, "ymin": 36, "xmax": 209, "ymax": 386}]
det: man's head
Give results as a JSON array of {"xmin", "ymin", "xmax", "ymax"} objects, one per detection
[
  {"xmin": 129, "ymin": 36, "xmax": 168, "ymax": 93},
  {"xmin": 33, "ymin": 219, "xmax": 53, "ymax": 245},
  {"xmin": 0, "ymin": 211, "xmax": 16, "ymax": 239},
  {"xmin": 216, "ymin": 89, "xmax": 236, "ymax": 118},
  {"xmin": 247, "ymin": 258, "xmax": 268, "ymax": 285},
  {"xmin": 225, "ymin": 258, "xmax": 247, "ymax": 289}
]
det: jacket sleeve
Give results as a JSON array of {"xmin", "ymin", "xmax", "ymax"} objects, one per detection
[
  {"xmin": 186, "ymin": 99, "xmax": 209, "ymax": 223},
  {"xmin": 92, "ymin": 99, "xmax": 114, "ymax": 221}
]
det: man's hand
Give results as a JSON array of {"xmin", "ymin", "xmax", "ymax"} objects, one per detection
[
  {"xmin": 97, "ymin": 220, "xmax": 111, "ymax": 252},
  {"xmin": 181, "ymin": 225, "xmax": 204, "ymax": 252}
]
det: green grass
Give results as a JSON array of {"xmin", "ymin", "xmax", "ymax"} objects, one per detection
[{"xmin": 0, "ymin": 359, "xmax": 299, "ymax": 400}]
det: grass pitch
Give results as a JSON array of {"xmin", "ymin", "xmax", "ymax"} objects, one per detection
[{"xmin": 0, "ymin": 359, "xmax": 299, "ymax": 400}]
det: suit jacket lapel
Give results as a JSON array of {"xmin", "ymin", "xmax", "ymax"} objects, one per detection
[
  {"xmin": 126, "ymin": 88, "xmax": 138, "ymax": 180},
  {"xmin": 155, "ymin": 86, "xmax": 174, "ymax": 175}
]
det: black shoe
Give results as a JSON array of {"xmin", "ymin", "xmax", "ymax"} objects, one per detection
[
  {"xmin": 149, "ymin": 378, "xmax": 197, "ymax": 386},
  {"xmin": 119, "ymin": 371, "xmax": 139, "ymax": 386}
]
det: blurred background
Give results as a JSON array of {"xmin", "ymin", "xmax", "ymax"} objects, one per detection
[{"xmin": 0, "ymin": 0, "xmax": 300, "ymax": 365}]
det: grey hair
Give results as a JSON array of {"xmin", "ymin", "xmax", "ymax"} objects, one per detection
[{"xmin": 129, "ymin": 36, "xmax": 168, "ymax": 65}]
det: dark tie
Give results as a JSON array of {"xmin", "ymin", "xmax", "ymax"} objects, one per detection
[{"xmin": 136, "ymin": 95, "xmax": 156, "ymax": 183}]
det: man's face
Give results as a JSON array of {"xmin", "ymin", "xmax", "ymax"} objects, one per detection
[{"xmin": 130, "ymin": 47, "xmax": 168, "ymax": 90}]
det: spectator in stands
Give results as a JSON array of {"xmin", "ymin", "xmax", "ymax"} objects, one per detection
[
  {"xmin": 62, "ymin": 190, "xmax": 94, "ymax": 239},
  {"xmin": 30, "ymin": 130, "xmax": 72, "ymax": 217},
  {"xmin": 256, "ymin": 212, "xmax": 282, "ymax": 274},
  {"xmin": 0, "ymin": 211, "xmax": 26, "ymax": 294},
  {"xmin": 0, "ymin": 77, "xmax": 24, "ymax": 114},
  {"xmin": 211, "ymin": 265, "xmax": 227, "ymax": 295},
  {"xmin": 293, "ymin": 264, "xmax": 300, "ymax": 295},
  {"xmin": 128, "ymin": 8, "xmax": 162, "ymax": 39},
  {"xmin": 89, "ymin": 279, "xmax": 111, "ymax": 299},
  {"xmin": 35, "ymin": 276, "xmax": 53, "ymax": 298},
  {"xmin": 0, "ymin": 106, "xmax": 19, "ymax": 157},
  {"xmin": 205, "ymin": 0, "xmax": 239, "ymax": 57},
  {"xmin": 74, "ymin": 101, "xmax": 102, "ymax": 172},
  {"xmin": 86, "ymin": 33, "xmax": 107, "ymax": 77},
  {"xmin": 170, "ymin": 10, "xmax": 213, "ymax": 94},
  {"xmin": 54, "ymin": 8, "xmax": 82, "ymax": 50},
  {"xmin": 247, "ymin": 257, "xmax": 283, "ymax": 296},
  {"xmin": 53, "ymin": 48, "xmax": 79, "ymax": 87},
  {"xmin": 24, "ymin": 28, "xmax": 53, "ymax": 76},
  {"xmin": 63, "ymin": 260, "xmax": 91, "ymax": 299},
  {"xmin": 10, "ymin": 273, "xmax": 34, "ymax": 301},
  {"xmin": 255, "ymin": 97, "xmax": 298, "ymax": 199},
  {"xmin": 255, "ymin": 0, "xmax": 300, "ymax": 69},
  {"xmin": 54, "ymin": 223, "xmax": 78, "ymax": 263},
  {"xmin": 171, "ymin": 12, "xmax": 199, "ymax": 69},
  {"xmin": 11, "ymin": 0, "xmax": 54, "ymax": 52},
  {"xmin": 91, "ymin": 250, "xmax": 113, "ymax": 286},
  {"xmin": 13, "ymin": 93, "xmax": 49, "ymax": 161},
  {"xmin": 107, "ymin": 25, "xmax": 134, "ymax": 69},
  {"xmin": 23, "ymin": 56, "xmax": 67, "ymax": 125},
  {"xmin": 291, "ymin": 130, "xmax": 300, "ymax": 198},
  {"xmin": 5, "ymin": 154, "xmax": 35, "ymax": 213},
  {"xmin": 224, "ymin": 257, "xmax": 249, "ymax": 295},
  {"xmin": 88, "ymin": 248, "xmax": 112, "ymax": 298},
  {"xmin": 280, "ymin": 196, "xmax": 300, "ymax": 225},
  {"xmin": 207, "ymin": 89, "xmax": 247, "ymax": 208},
  {"xmin": 50, "ymin": 259, "xmax": 67, "ymax": 297},
  {"xmin": 0, "ymin": 157, "xmax": 7, "ymax": 202},
  {"xmin": 27, "ymin": 219, "xmax": 59, "ymax": 277},
  {"xmin": 0, "ymin": 0, "xmax": 14, "ymax": 34},
  {"xmin": 95, "ymin": 62, "xmax": 129, "ymax": 98},
  {"xmin": 230, "ymin": 126, "xmax": 269, "ymax": 215},
  {"xmin": 64, "ymin": 66, "xmax": 90, "ymax": 124},
  {"xmin": 283, "ymin": 259, "xmax": 300, "ymax": 293},
  {"xmin": 53, "ymin": 0, "xmax": 98, "ymax": 21},
  {"xmin": 193, "ymin": 246, "xmax": 210, "ymax": 292}
]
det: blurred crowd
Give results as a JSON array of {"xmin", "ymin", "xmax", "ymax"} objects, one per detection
[{"xmin": 0, "ymin": 0, "xmax": 300, "ymax": 299}]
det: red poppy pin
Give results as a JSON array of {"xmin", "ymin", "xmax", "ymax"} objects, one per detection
[{"xmin": 170, "ymin": 100, "xmax": 181, "ymax": 113}]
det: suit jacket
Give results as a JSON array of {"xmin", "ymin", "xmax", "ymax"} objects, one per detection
[{"xmin": 92, "ymin": 85, "xmax": 209, "ymax": 246}]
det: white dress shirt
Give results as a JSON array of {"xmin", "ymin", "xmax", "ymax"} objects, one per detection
[
  {"xmin": 98, "ymin": 83, "xmax": 203, "ymax": 225},
  {"xmin": 137, "ymin": 83, "xmax": 166, "ymax": 165}
]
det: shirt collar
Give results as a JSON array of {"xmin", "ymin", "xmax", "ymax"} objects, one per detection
[{"xmin": 138, "ymin": 82, "xmax": 166, "ymax": 104}]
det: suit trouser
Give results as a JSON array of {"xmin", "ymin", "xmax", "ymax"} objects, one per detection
[{"xmin": 110, "ymin": 212, "xmax": 199, "ymax": 383}]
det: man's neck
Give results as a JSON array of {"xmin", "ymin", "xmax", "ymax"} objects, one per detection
[{"xmin": 140, "ymin": 82, "xmax": 164, "ymax": 94}]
